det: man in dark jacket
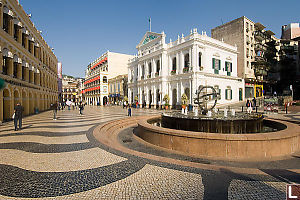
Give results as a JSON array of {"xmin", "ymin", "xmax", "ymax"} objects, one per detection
[
  {"xmin": 14, "ymin": 103, "xmax": 24, "ymax": 131},
  {"xmin": 51, "ymin": 102, "xmax": 58, "ymax": 120}
]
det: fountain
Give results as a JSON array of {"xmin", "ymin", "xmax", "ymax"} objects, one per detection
[
  {"xmin": 135, "ymin": 85, "xmax": 300, "ymax": 160},
  {"xmin": 161, "ymin": 85, "xmax": 264, "ymax": 134}
]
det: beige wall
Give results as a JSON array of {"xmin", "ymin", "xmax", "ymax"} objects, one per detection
[{"xmin": 107, "ymin": 52, "xmax": 134, "ymax": 79}]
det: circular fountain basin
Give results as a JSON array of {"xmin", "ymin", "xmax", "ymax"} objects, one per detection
[
  {"xmin": 136, "ymin": 115, "xmax": 300, "ymax": 160},
  {"xmin": 162, "ymin": 112, "xmax": 264, "ymax": 134}
]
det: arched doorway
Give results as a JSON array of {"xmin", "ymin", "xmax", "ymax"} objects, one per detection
[
  {"xmin": 172, "ymin": 89, "xmax": 177, "ymax": 109},
  {"xmin": 29, "ymin": 92, "xmax": 34, "ymax": 114},
  {"xmin": 156, "ymin": 89, "xmax": 160, "ymax": 109},
  {"xmin": 14, "ymin": 90, "xmax": 20, "ymax": 108},
  {"xmin": 22, "ymin": 90, "xmax": 28, "ymax": 115},
  {"xmin": 103, "ymin": 96, "xmax": 108, "ymax": 105},
  {"xmin": 184, "ymin": 88, "xmax": 190, "ymax": 104},
  {"xmin": 149, "ymin": 90, "xmax": 152, "ymax": 108},
  {"xmin": 3, "ymin": 89, "xmax": 11, "ymax": 121}
]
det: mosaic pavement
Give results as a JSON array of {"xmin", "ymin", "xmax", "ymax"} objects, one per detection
[{"xmin": 0, "ymin": 106, "xmax": 299, "ymax": 199}]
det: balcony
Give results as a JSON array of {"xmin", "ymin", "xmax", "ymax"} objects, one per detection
[{"xmin": 183, "ymin": 66, "xmax": 190, "ymax": 73}]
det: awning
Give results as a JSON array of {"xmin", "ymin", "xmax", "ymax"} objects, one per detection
[{"xmin": 2, "ymin": 48, "xmax": 13, "ymax": 58}]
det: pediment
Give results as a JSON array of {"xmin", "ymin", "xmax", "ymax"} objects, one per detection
[{"xmin": 136, "ymin": 32, "xmax": 162, "ymax": 48}]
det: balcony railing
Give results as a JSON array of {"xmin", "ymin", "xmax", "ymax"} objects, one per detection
[
  {"xmin": 171, "ymin": 70, "xmax": 176, "ymax": 75},
  {"xmin": 183, "ymin": 67, "xmax": 190, "ymax": 73}
]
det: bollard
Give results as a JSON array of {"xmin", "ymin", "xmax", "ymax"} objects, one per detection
[{"xmin": 286, "ymin": 105, "xmax": 288, "ymax": 114}]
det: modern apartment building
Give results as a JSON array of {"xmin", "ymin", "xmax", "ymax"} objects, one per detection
[
  {"xmin": 212, "ymin": 16, "xmax": 279, "ymax": 98},
  {"xmin": 0, "ymin": 0, "xmax": 58, "ymax": 122},
  {"xmin": 84, "ymin": 51, "xmax": 134, "ymax": 105},
  {"xmin": 128, "ymin": 30, "xmax": 244, "ymax": 109}
]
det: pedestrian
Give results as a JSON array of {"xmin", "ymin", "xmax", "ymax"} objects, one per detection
[
  {"xmin": 78, "ymin": 102, "xmax": 84, "ymax": 115},
  {"xmin": 246, "ymin": 99, "xmax": 252, "ymax": 114},
  {"xmin": 51, "ymin": 102, "xmax": 58, "ymax": 120},
  {"xmin": 13, "ymin": 103, "xmax": 24, "ymax": 131},
  {"xmin": 252, "ymin": 97, "xmax": 256, "ymax": 107},
  {"xmin": 128, "ymin": 105, "xmax": 132, "ymax": 117}
]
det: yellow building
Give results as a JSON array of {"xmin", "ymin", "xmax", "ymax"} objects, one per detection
[
  {"xmin": 0, "ymin": 0, "xmax": 58, "ymax": 122},
  {"xmin": 108, "ymin": 74, "xmax": 128, "ymax": 104}
]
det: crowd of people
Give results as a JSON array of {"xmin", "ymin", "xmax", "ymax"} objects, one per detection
[{"xmin": 245, "ymin": 97, "xmax": 257, "ymax": 114}]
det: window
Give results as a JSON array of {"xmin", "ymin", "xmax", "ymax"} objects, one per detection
[
  {"xmin": 2, "ymin": 56, "xmax": 8, "ymax": 75},
  {"xmin": 14, "ymin": 24, "xmax": 19, "ymax": 41},
  {"xmin": 22, "ymin": 66, "xmax": 25, "ymax": 80},
  {"xmin": 103, "ymin": 76, "xmax": 107, "ymax": 83},
  {"xmin": 3, "ymin": 13, "xmax": 9, "ymax": 33},
  {"xmin": 225, "ymin": 87, "xmax": 232, "ymax": 100},
  {"xmin": 148, "ymin": 62, "xmax": 152, "ymax": 75},
  {"xmin": 172, "ymin": 57, "xmax": 176, "ymax": 72},
  {"xmin": 225, "ymin": 61, "xmax": 232, "ymax": 76},
  {"xmin": 212, "ymin": 58, "xmax": 221, "ymax": 74},
  {"xmin": 141, "ymin": 65, "xmax": 145, "ymax": 78},
  {"xmin": 13, "ymin": 62, "xmax": 18, "ymax": 78},
  {"xmin": 214, "ymin": 85, "xmax": 221, "ymax": 100},
  {"xmin": 22, "ymin": 33, "xmax": 26, "ymax": 48},
  {"xmin": 198, "ymin": 52, "xmax": 202, "ymax": 68},
  {"xmin": 184, "ymin": 53, "xmax": 189, "ymax": 68},
  {"xmin": 118, "ymin": 83, "xmax": 120, "ymax": 93},
  {"xmin": 156, "ymin": 60, "xmax": 160, "ymax": 74}
]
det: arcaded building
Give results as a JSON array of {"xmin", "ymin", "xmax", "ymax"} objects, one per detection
[
  {"xmin": 84, "ymin": 51, "xmax": 133, "ymax": 106},
  {"xmin": 0, "ymin": 0, "xmax": 58, "ymax": 122}
]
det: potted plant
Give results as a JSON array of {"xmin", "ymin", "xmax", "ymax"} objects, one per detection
[
  {"xmin": 171, "ymin": 70, "xmax": 176, "ymax": 75},
  {"xmin": 163, "ymin": 94, "xmax": 170, "ymax": 110},
  {"xmin": 155, "ymin": 72, "xmax": 159, "ymax": 77},
  {"xmin": 181, "ymin": 93, "xmax": 188, "ymax": 109}
]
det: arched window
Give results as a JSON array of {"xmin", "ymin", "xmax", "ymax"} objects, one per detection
[
  {"xmin": 172, "ymin": 57, "xmax": 176, "ymax": 71},
  {"xmin": 103, "ymin": 76, "xmax": 107, "ymax": 83}
]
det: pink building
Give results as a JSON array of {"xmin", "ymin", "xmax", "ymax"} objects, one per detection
[{"xmin": 281, "ymin": 23, "xmax": 300, "ymax": 40}]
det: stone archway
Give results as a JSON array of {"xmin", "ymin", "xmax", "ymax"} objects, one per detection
[
  {"xmin": 29, "ymin": 92, "xmax": 34, "ymax": 114},
  {"xmin": 22, "ymin": 90, "xmax": 29, "ymax": 115},
  {"xmin": 3, "ymin": 89, "xmax": 11, "ymax": 121},
  {"xmin": 14, "ymin": 89, "xmax": 20, "ymax": 108}
]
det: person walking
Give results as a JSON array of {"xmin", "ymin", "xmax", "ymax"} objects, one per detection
[
  {"xmin": 14, "ymin": 103, "xmax": 24, "ymax": 131},
  {"xmin": 78, "ymin": 102, "xmax": 84, "ymax": 115},
  {"xmin": 246, "ymin": 99, "xmax": 252, "ymax": 114},
  {"xmin": 51, "ymin": 102, "xmax": 58, "ymax": 120},
  {"xmin": 128, "ymin": 105, "xmax": 132, "ymax": 117}
]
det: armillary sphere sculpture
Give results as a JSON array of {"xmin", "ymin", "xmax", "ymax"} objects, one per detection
[{"xmin": 194, "ymin": 85, "xmax": 219, "ymax": 114}]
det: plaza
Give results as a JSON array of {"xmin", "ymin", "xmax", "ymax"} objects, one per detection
[{"xmin": 0, "ymin": 106, "xmax": 299, "ymax": 199}]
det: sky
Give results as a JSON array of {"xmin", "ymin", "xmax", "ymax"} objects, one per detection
[{"xmin": 21, "ymin": 0, "xmax": 299, "ymax": 78}]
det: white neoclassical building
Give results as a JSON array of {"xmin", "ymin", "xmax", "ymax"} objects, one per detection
[{"xmin": 128, "ymin": 29, "xmax": 245, "ymax": 109}]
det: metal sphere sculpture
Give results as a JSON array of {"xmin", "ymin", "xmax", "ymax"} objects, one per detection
[{"xmin": 194, "ymin": 85, "xmax": 219, "ymax": 114}]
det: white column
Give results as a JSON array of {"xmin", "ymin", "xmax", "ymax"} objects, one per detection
[{"xmin": 191, "ymin": 45, "xmax": 197, "ymax": 72}]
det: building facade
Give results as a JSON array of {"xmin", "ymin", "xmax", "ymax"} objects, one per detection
[
  {"xmin": 281, "ymin": 23, "xmax": 300, "ymax": 40},
  {"xmin": 0, "ymin": 0, "xmax": 58, "ymax": 122},
  {"xmin": 62, "ymin": 76, "xmax": 83, "ymax": 103},
  {"xmin": 212, "ymin": 16, "xmax": 280, "ymax": 98},
  {"xmin": 108, "ymin": 74, "xmax": 128, "ymax": 104},
  {"xmin": 84, "ymin": 51, "xmax": 133, "ymax": 106},
  {"xmin": 128, "ymin": 30, "xmax": 244, "ymax": 109}
]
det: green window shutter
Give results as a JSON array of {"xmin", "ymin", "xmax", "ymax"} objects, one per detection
[
  {"xmin": 225, "ymin": 89, "xmax": 228, "ymax": 99},
  {"xmin": 218, "ymin": 60, "xmax": 221, "ymax": 70},
  {"xmin": 212, "ymin": 58, "xmax": 215, "ymax": 69},
  {"xmin": 230, "ymin": 63, "xmax": 232, "ymax": 72},
  {"xmin": 230, "ymin": 89, "xmax": 232, "ymax": 100}
]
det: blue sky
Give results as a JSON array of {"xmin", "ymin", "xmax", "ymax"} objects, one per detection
[{"xmin": 21, "ymin": 0, "xmax": 299, "ymax": 78}]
